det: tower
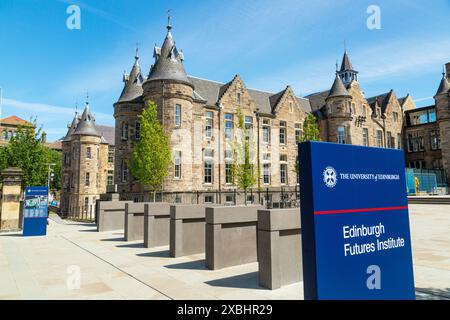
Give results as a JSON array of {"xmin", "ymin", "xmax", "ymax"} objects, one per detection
[
  {"xmin": 435, "ymin": 63, "xmax": 450, "ymax": 183},
  {"xmin": 325, "ymin": 73, "xmax": 353, "ymax": 144},
  {"xmin": 113, "ymin": 47, "xmax": 144, "ymax": 195},
  {"xmin": 141, "ymin": 16, "xmax": 195, "ymax": 194},
  {"xmin": 338, "ymin": 50, "xmax": 358, "ymax": 85}
]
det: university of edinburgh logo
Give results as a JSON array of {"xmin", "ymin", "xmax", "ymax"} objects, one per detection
[{"xmin": 323, "ymin": 167, "xmax": 337, "ymax": 188}]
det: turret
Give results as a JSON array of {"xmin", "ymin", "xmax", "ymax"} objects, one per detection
[{"xmin": 338, "ymin": 50, "xmax": 358, "ymax": 85}]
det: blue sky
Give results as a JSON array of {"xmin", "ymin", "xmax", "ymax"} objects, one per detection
[{"xmin": 1, "ymin": 0, "xmax": 449, "ymax": 141}]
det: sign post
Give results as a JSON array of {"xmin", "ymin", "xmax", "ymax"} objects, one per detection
[
  {"xmin": 23, "ymin": 186, "xmax": 49, "ymax": 237},
  {"xmin": 299, "ymin": 141, "xmax": 415, "ymax": 300}
]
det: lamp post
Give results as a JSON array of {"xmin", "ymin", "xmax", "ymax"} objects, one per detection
[{"xmin": 45, "ymin": 163, "xmax": 56, "ymax": 203}]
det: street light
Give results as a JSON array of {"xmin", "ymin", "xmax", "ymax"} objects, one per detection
[{"xmin": 45, "ymin": 163, "xmax": 56, "ymax": 203}]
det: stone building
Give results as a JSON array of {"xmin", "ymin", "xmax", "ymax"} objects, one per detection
[
  {"xmin": 0, "ymin": 116, "xmax": 35, "ymax": 146},
  {"xmin": 114, "ymin": 21, "xmax": 309, "ymax": 204},
  {"xmin": 307, "ymin": 51, "xmax": 409, "ymax": 150},
  {"xmin": 60, "ymin": 102, "xmax": 115, "ymax": 219},
  {"xmin": 404, "ymin": 63, "xmax": 450, "ymax": 184},
  {"xmin": 112, "ymin": 20, "xmax": 450, "ymax": 204}
]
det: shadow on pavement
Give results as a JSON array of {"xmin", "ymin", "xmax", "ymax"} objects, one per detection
[
  {"xmin": 101, "ymin": 237, "xmax": 124, "ymax": 242},
  {"xmin": 137, "ymin": 250, "xmax": 171, "ymax": 258},
  {"xmin": 164, "ymin": 259, "xmax": 206, "ymax": 270},
  {"xmin": 205, "ymin": 272, "xmax": 264, "ymax": 290},
  {"xmin": 116, "ymin": 242, "xmax": 144, "ymax": 248}
]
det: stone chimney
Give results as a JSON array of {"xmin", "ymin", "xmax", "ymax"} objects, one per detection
[
  {"xmin": 41, "ymin": 132, "xmax": 47, "ymax": 144},
  {"xmin": 446, "ymin": 62, "xmax": 450, "ymax": 79}
]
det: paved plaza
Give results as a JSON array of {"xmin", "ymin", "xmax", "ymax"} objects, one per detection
[{"xmin": 0, "ymin": 204, "xmax": 449, "ymax": 300}]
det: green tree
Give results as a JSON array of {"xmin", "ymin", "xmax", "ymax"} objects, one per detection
[
  {"xmin": 1, "ymin": 120, "xmax": 60, "ymax": 188},
  {"xmin": 295, "ymin": 113, "xmax": 322, "ymax": 179},
  {"xmin": 301, "ymin": 113, "xmax": 321, "ymax": 143},
  {"xmin": 131, "ymin": 100, "xmax": 172, "ymax": 200},
  {"xmin": 232, "ymin": 108, "xmax": 257, "ymax": 204}
]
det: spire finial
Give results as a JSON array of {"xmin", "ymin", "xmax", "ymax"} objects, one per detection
[
  {"xmin": 344, "ymin": 40, "xmax": 347, "ymax": 53},
  {"xmin": 336, "ymin": 59, "xmax": 339, "ymax": 73},
  {"xmin": 167, "ymin": 10, "xmax": 172, "ymax": 31},
  {"xmin": 86, "ymin": 91, "xmax": 89, "ymax": 106},
  {"xmin": 135, "ymin": 43, "xmax": 140, "ymax": 60},
  {"xmin": 75, "ymin": 100, "xmax": 78, "ymax": 114}
]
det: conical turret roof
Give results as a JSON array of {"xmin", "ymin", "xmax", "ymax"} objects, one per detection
[
  {"xmin": 147, "ymin": 20, "xmax": 192, "ymax": 86},
  {"xmin": 340, "ymin": 50, "xmax": 355, "ymax": 72},
  {"xmin": 118, "ymin": 52, "xmax": 144, "ymax": 103},
  {"xmin": 73, "ymin": 103, "xmax": 101, "ymax": 137},
  {"xmin": 63, "ymin": 113, "xmax": 80, "ymax": 141},
  {"xmin": 327, "ymin": 74, "xmax": 351, "ymax": 100},
  {"xmin": 436, "ymin": 71, "xmax": 450, "ymax": 96}
]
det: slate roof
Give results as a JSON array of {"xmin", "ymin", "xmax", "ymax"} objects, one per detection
[
  {"xmin": 187, "ymin": 76, "xmax": 311, "ymax": 114},
  {"xmin": 96, "ymin": 125, "xmax": 115, "ymax": 146},
  {"xmin": 147, "ymin": 25, "xmax": 192, "ymax": 86},
  {"xmin": 436, "ymin": 74, "xmax": 450, "ymax": 96},
  {"xmin": 73, "ymin": 104, "xmax": 101, "ymax": 137},
  {"xmin": 327, "ymin": 74, "xmax": 351, "ymax": 100},
  {"xmin": 340, "ymin": 51, "xmax": 355, "ymax": 72},
  {"xmin": 118, "ymin": 55, "xmax": 144, "ymax": 103},
  {"xmin": 366, "ymin": 90, "xmax": 394, "ymax": 113}
]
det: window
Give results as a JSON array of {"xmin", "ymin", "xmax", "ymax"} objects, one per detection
[
  {"xmin": 225, "ymin": 195, "xmax": 234, "ymax": 203},
  {"xmin": 295, "ymin": 123, "xmax": 302, "ymax": 143},
  {"xmin": 237, "ymin": 92, "xmax": 241, "ymax": 104},
  {"xmin": 393, "ymin": 112, "xmax": 399, "ymax": 122},
  {"xmin": 175, "ymin": 104, "xmax": 181, "ymax": 127},
  {"xmin": 350, "ymin": 103, "xmax": 355, "ymax": 114},
  {"xmin": 280, "ymin": 154, "xmax": 288, "ymax": 162},
  {"xmin": 262, "ymin": 119, "xmax": 270, "ymax": 144},
  {"xmin": 337, "ymin": 126, "xmax": 346, "ymax": 144},
  {"xmin": 121, "ymin": 122, "xmax": 129, "ymax": 141},
  {"xmin": 135, "ymin": 121, "xmax": 141, "ymax": 140},
  {"xmin": 431, "ymin": 130, "xmax": 440, "ymax": 150},
  {"xmin": 279, "ymin": 121, "xmax": 286, "ymax": 144},
  {"xmin": 225, "ymin": 149, "xmax": 233, "ymax": 160},
  {"xmin": 280, "ymin": 164, "xmax": 287, "ymax": 185},
  {"xmin": 225, "ymin": 113, "xmax": 233, "ymax": 140},
  {"xmin": 263, "ymin": 163, "xmax": 271, "ymax": 185},
  {"xmin": 376, "ymin": 107, "xmax": 381, "ymax": 118},
  {"xmin": 121, "ymin": 160, "xmax": 128, "ymax": 182},
  {"xmin": 263, "ymin": 153, "xmax": 271, "ymax": 161},
  {"xmin": 86, "ymin": 147, "xmax": 92, "ymax": 159},
  {"xmin": 408, "ymin": 132, "xmax": 425, "ymax": 152},
  {"xmin": 84, "ymin": 197, "xmax": 89, "ymax": 213},
  {"xmin": 387, "ymin": 132, "xmax": 393, "ymax": 148},
  {"xmin": 376, "ymin": 130, "xmax": 383, "ymax": 147},
  {"xmin": 85, "ymin": 172, "xmax": 90, "ymax": 187},
  {"xmin": 174, "ymin": 151, "xmax": 181, "ymax": 179},
  {"xmin": 407, "ymin": 134, "xmax": 414, "ymax": 152},
  {"xmin": 362, "ymin": 128, "xmax": 369, "ymax": 146},
  {"xmin": 362, "ymin": 105, "xmax": 367, "ymax": 117},
  {"xmin": 245, "ymin": 116, "xmax": 253, "ymax": 130},
  {"xmin": 397, "ymin": 134, "xmax": 402, "ymax": 149},
  {"xmin": 204, "ymin": 195, "xmax": 214, "ymax": 204},
  {"xmin": 225, "ymin": 163, "xmax": 233, "ymax": 184},
  {"xmin": 107, "ymin": 170, "xmax": 114, "ymax": 186},
  {"xmin": 108, "ymin": 150, "xmax": 114, "ymax": 163},
  {"xmin": 204, "ymin": 149, "xmax": 213, "ymax": 184},
  {"xmin": 289, "ymin": 102, "xmax": 293, "ymax": 113},
  {"xmin": 205, "ymin": 111, "xmax": 213, "ymax": 138}
]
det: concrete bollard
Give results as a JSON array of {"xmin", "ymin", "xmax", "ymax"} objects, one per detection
[
  {"xmin": 169, "ymin": 204, "xmax": 214, "ymax": 258},
  {"xmin": 96, "ymin": 199, "xmax": 132, "ymax": 232},
  {"xmin": 144, "ymin": 203, "xmax": 171, "ymax": 248},
  {"xmin": 124, "ymin": 203, "xmax": 146, "ymax": 241},
  {"xmin": 258, "ymin": 209, "xmax": 302, "ymax": 290},
  {"xmin": 205, "ymin": 205, "xmax": 264, "ymax": 270}
]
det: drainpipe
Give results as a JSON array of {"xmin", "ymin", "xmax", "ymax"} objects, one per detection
[{"xmin": 218, "ymin": 103, "xmax": 222, "ymax": 204}]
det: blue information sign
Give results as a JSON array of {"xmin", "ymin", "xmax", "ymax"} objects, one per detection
[
  {"xmin": 23, "ymin": 186, "xmax": 49, "ymax": 237},
  {"xmin": 299, "ymin": 141, "xmax": 415, "ymax": 300}
]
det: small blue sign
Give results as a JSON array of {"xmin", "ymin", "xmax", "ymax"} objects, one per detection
[
  {"xmin": 299, "ymin": 142, "xmax": 415, "ymax": 300},
  {"xmin": 23, "ymin": 186, "xmax": 48, "ymax": 237}
]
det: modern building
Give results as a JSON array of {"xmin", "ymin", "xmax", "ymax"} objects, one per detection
[
  {"xmin": 404, "ymin": 64, "xmax": 450, "ymax": 184},
  {"xmin": 60, "ymin": 102, "xmax": 115, "ymax": 219},
  {"xmin": 0, "ymin": 116, "xmax": 35, "ymax": 146}
]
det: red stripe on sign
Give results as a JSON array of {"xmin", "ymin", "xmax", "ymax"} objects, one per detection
[{"xmin": 314, "ymin": 206, "xmax": 408, "ymax": 215}]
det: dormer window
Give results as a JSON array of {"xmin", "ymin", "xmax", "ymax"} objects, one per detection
[{"xmin": 376, "ymin": 107, "xmax": 381, "ymax": 118}]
